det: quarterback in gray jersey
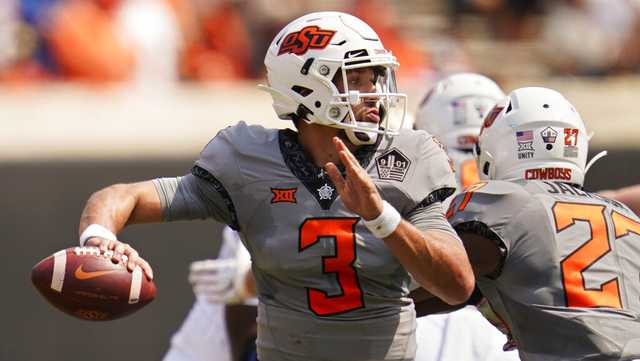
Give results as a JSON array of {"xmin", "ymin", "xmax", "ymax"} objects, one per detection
[
  {"xmin": 420, "ymin": 87, "xmax": 640, "ymax": 361},
  {"xmin": 74, "ymin": 12, "xmax": 474, "ymax": 361}
]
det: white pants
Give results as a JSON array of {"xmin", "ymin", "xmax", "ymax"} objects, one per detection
[
  {"xmin": 163, "ymin": 298, "xmax": 232, "ymax": 361},
  {"xmin": 415, "ymin": 306, "xmax": 520, "ymax": 361}
]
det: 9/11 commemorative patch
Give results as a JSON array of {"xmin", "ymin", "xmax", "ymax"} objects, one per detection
[{"xmin": 375, "ymin": 148, "xmax": 411, "ymax": 182}]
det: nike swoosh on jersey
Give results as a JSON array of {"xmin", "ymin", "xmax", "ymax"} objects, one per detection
[{"xmin": 74, "ymin": 265, "xmax": 118, "ymax": 280}]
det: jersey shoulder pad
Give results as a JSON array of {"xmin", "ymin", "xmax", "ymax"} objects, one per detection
[
  {"xmin": 448, "ymin": 180, "xmax": 534, "ymax": 233},
  {"xmin": 378, "ymin": 129, "xmax": 457, "ymax": 210},
  {"xmin": 194, "ymin": 121, "xmax": 278, "ymax": 191}
]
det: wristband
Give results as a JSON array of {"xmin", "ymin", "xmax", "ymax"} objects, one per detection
[
  {"xmin": 363, "ymin": 201, "xmax": 402, "ymax": 238},
  {"xmin": 79, "ymin": 224, "xmax": 117, "ymax": 247}
]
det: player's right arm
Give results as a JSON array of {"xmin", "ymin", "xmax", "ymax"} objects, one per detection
[
  {"xmin": 79, "ymin": 180, "xmax": 161, "ymax": 278},
  {"xmin": 79, "ymin": 167, "xmax": 239, "ymax": 279}
]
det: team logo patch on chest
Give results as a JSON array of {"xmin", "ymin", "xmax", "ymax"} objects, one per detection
[
  {"xmin": 375, "ymin": 148, "xmax": 411, "ymax": 182},
  {"xmin": 271, "ymin": 187, "xmax": 297, "ymax": 204}
]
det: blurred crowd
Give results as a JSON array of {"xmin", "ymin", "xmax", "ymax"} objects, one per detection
[
  {"xmin": 1, "ymin": 0, "xmax": 640, "ymax": 87},
  {"xmin": 0, "ymin": 0, "xmax": 431, "ymax": 86}
]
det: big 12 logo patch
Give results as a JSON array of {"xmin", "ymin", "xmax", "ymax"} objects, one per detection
[{"xmin": 278, "ymin": 26, "xmax": 336, "ymax": 56}]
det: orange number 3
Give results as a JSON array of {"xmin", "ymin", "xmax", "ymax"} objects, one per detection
[
  {"xmin": 553, "ymin": 202, "xmax": 640, "ymax": 309},
  {"xmin": 299, "ymin": 218, "xmax": 364, "ymax": 316}
]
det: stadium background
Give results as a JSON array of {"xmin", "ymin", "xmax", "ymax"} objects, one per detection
[{"xmin": 1, "ymin": 1, "xmax": 639, "ymax": 360}]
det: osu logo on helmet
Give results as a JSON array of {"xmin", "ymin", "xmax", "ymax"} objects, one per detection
[{"xmin": 278, "ymin": 26, "xmax": 336, "ymax": 56}]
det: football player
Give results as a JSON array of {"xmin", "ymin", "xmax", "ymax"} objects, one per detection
[
  {"xmin": 75, "ymin": 11, "xmax": 474, "ymax": 361},
  {"xmin": 417, "ymin": 87, "xmax": 640, "ymax": 360},
  {"xmin": 163, "ymin": 226, "xmax": 256, "ymax": 361},
  {"xmin": 413, "ymin": 73, "xmax": 519, "ymax": 361}
]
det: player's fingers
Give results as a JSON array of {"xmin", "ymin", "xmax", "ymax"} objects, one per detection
[
  {"xmin": 190, "ymin": 259, "xmax": 236, "ymax": 276},
  {"xmin": 124, "ymin": 248, "xmax": 140, "ymax": 272},
  {"xmin": 84, "ymin": 237, "xmax": 103, "ymax": 248},
  {"xmin": 338, "ymin": 150, "xmax": 367, "ymax": 185},
  {"xmin": 113, "ymin": 242, "xmax": 128, "ymax": 263},
  {"xmin": 193, "ymin": 282, "xmax": 231, "ymax": 297},
  {"xmin": 86, "ymin": 237, "xmax": 113, "ymax": 252},
  {"xmin": 325, "ymin": 162, "xmax": 346, "ymax": 194},
  {"xmin": 136, "ymin": 257, "xmax": 154, "ymax": 280},
  {"xmin": 333, "ymin": 137, "xmax": 359, "ymax": 168},
  {"xmin": 337, "ymin": 137, "xmax": 363, "ymax": 167},
  {"xmin": 189, "ymin": 273, "xmax": 228, "ymax": 287}
]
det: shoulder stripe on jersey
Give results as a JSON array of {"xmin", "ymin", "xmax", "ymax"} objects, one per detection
[
  {"xmin": 454, "ymin": 221, "xmax": 507, "ymax": 279},
  {"xmin": 412, "ymin": 187, "xmax": 456, "ymax": 212},
  {"xmin": 191, "ymin": 165, "xmax": 240, "ymax": 231}
]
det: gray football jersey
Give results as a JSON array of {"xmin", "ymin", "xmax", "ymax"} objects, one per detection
[
  {"xmin": 448, "ymin": 179, "xmax": 640, "ymax": 361},
  {"xmin": 193, "ymin": 122, "xmax": 457, "ymax": 361}
]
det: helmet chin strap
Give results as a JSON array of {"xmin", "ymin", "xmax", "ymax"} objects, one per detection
[{"xmin": 345, "ymin": 121, "xmax": 379, "ymax": 145}]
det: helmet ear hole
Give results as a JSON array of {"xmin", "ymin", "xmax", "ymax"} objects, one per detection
[
  {"xmin": 482, "ymin": 162, "xmax": 490, "ymax": 176},
  {"xmin": 292, "ymin": 86, "xmax": 313, "ymax": 97}
]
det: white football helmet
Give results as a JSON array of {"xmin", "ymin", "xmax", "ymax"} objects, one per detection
[
  {"xmin": 260, "ymin": 11, "xmax": 407, "ymax": 145},
  {"xmin": 414, "ymin": 73, "xmax": 505, "ymax": 151},
  {"xmin": 476, "ymin": 87, "xmax": 604, "ymax": 187}
]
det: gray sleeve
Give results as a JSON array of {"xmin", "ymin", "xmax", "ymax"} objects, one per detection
[
  {"xmin": 405, "ymin": 201, "xmax": 460, "ymax": 241},
  {"xmin": 152, "ymin": 174, "xmax": 237, "ymax": 227}
]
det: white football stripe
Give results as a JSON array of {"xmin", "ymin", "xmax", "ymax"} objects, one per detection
[
  {"xmin": 129, "ymin": 266, "xmax": 142, "ymax": 304},
  {"xmin": 51, "ymin": 250, "xmax": 66, "ymax": 292}
]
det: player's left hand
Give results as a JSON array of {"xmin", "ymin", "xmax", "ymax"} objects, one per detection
[{"xmin": 325, "ymin": 136, "xmax": 384, "ymax": 220}]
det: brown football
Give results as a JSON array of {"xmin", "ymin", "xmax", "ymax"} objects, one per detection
[{"xmin": 31, "ymin": 247, "xmax": 156, "ymax": 321}]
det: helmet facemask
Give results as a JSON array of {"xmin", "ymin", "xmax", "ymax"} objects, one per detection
[
  {"xmin": 326, "ymin": 56, "xmax": 406, "ymax": 145},
  {"xmin": 260, "ymin": 11, "xmax": 407, "ymax": 145}
]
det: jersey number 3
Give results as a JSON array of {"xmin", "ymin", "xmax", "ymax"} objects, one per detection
[
  {"xmin": 553, "ymin": 202, "xmax": 640, "ymax": 308},
  {"xmin": 299, "ymin": 218, "xmax": 364, "ymax": 316}
]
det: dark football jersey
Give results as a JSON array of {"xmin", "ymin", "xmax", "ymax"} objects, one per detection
[
  {"xmin": 448, "ymin": 179, "xmax": 640, "ymax": 361},
  {"xmin": 192, "ymin": 121, "xmax": 457, "ymax": 361}
]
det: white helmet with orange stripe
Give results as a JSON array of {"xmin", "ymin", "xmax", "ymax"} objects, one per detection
[
  {"xmin": 260, "ymin": 11, "xmax": 407, "ymax": 145},
  {"xmin": 475, "ymin": 87, "xmax": 605, "ymax": 187},
  {"xmin": 414, "ymin": 73, "xmax": 505, "ymax": 151}
]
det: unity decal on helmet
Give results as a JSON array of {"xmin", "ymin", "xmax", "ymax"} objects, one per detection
[
  {"xmin": 516, "ymin": 130, "xmax": 535, "ymax": 159},
  {"xmin": 375, "ymin": 148, "xmax": 411, "ymax": 182},
  {"xmin": 278, "ymin": 26, "xmax": 336, "ymax": 56},
  {"xmin": 271, "ymin": 187, "xmax": 297, "ymax": 204}
]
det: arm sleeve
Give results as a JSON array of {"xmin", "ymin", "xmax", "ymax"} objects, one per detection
[
  {"xmin": 152, "ymin": 173, "xmax": 238, "ymax": 229},
  {"xmin": 405, "ymin": 201, "xmax": 461, "ymax": 242}
]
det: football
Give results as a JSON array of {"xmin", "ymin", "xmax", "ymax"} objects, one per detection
[{"xmin": 31, "ymin": 246, "xmax": 156, "ymax": 321}]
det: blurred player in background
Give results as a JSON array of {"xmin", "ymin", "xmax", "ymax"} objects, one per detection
[
  {"xmin": 418, "ymin": 86, "xmax": 640, "ymax": 360},
  {"xmin": 163, "ymin": 226, "xmax": 256, "ymax": 361},
  {"xmin": 75, "ymin": 11, "xmax": 474, "ymax": 361},
  {"xmin": 412, "ymin": 73, "xmax": 519, "ymax": 361}
]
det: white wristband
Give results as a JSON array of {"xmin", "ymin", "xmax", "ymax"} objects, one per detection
[
  {"xmin": 79, "ymin": 224, "xmax": 117, "ymax": 247},
  {"xmin": 363, "ymin": 201, "xmax": 402, "ymax": 238}
]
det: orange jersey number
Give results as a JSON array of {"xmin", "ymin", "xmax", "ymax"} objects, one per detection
[
  {"xmin": 446, "ymin": 181, "xmax": 487, "ymax": 218},
  {"xmin": 299, "ymin": 218, "xmax": 364, "ymax": 316},
  {"xmin": 553, "ymin": 202, "xmax": 640, "ymax": 308}
]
